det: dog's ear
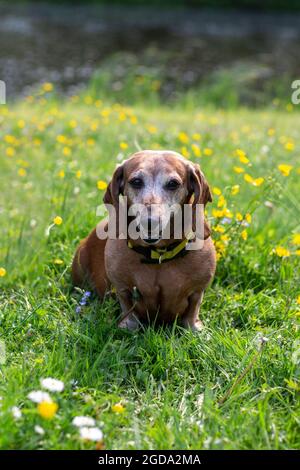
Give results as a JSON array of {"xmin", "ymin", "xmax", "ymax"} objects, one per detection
[
  {"xmin": 103, "ymin": 164, "xmax": 124, "ymax": 207},
  {"xmin": 188, "ymin": 163, "xmax": 212, "ymax": 239}
]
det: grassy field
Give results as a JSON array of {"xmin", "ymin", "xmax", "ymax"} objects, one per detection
[{"xmin": 0, "ymin": 84, "xmax": 300, "ymax": 449}]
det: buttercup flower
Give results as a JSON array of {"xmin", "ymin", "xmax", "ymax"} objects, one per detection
[
  {"xmin": 97, "ymin": 180, "xmax": 107, "ymax": 190},
  {"xmin": 292, "ymin": 234, "xmax": 300, "ymax": 245},
  {"xmin": 38, "ymin": 401, "xmax": 58, "ymax": 420},
  {"xmin": 278, "ymin": 164, "xmax": 293, "ymax": 176},
  {"xmin": 40, "ymin": 378, "xmax": 64, "ymax": 392},
  {"xmin": 53, "ymin": 216, "xmax": 63, "ymax": 226},
  {"xmin": 112, "ymin": 402, "xmax": 125, "ymax": 413},
  {"xmin": 273, "ymin": 246, "xmax": 290, "ymax": 258},
  {"xmin": 0, "ymin": 267, "xmax": 6, "ymax": 277},
  {"xmin": 119, "ymin": 142, "xmax": 128, "ymax": 150}
]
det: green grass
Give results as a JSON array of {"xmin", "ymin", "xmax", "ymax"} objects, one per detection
[{"xmin": 0, "ymin": 85, "xmax": 300, "ymax": 449}]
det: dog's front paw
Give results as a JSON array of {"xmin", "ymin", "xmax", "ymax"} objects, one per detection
[
  {"xmin": 118, "ymin": 313, "xmax": 140, "ymax": 331},
  {"xmin": 182, "ymin": 319, "xmax": 204, "ymax": 332}
]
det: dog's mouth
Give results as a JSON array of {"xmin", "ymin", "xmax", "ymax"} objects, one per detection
[{"xmin": 143, "ymin": 237, "xmax": 160, "ymax": 245}]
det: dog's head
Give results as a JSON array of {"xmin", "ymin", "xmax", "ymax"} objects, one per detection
[{"xmin": 104, "ymin": 150, "xmax": 212, "ymax": 246}]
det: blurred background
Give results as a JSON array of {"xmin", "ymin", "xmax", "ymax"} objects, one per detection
[{"xmin": 1, "ymin": 0, "xmax": 300, "ymax": 107}]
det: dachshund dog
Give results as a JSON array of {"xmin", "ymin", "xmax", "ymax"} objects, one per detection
[{"xmin": 72, "ymin": 150, "xmax": 216, "ymax": 331}]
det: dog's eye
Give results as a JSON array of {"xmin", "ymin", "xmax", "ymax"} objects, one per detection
[
  {"xmin": 129, "ymin": 177, "xmax": 144, "ymax": 189},
  {"xmin": 165, "ymin": 179, "xmax": 180, "ymax": 190}
]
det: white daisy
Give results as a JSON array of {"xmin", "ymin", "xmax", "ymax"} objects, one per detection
[
  {"xmin": 40, "ymin": 378, "xmax": 64, "ymax": 392},
  {"xmin": 11, "ymin": 406, "xmax": 22, "ymax": 419},
  {"xmin": 79, "ymin": 427, "xmax": 103, "ymax": 442},
  {"xmin": 28, "ymin": 390, "xmax": 52, "ymax": 403},
  {"xmin": 34, "ymin": 425, "xmax": 45, "ymax": 435},
  {"xmin": 72, "ymin": 416, "xmax": 96, "ymax": 427}
]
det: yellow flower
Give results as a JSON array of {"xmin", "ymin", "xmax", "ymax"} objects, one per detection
[
  {"xmin": 274, "ymin": 246, "xmax": 290, "ymax": 257},
  {"xmin": 18, "ymin": 168, "xmax": 27, "ymax": 177},
  {"xmin": 203, "ymin": 147, "xmax": 213, "ymax": 156},
  {"xmin": 231, "ymin": 185, "xmax": 240, "ymax": 195},
  {"xmin": 292, "ymin": 234, "xmax": 300, "ymax": 245},
  {"xmin": 69, "ymin": 119, "xmax": 77, "ymax": 128},
  {"xmin": 6, "ymin": 147, "xmax": 15, "ymax": 157},
  {"xmin": 236, "ymin": 212, "xmax": 243, "ymax": 222},
  {"xmin": 192, "ymin": 133, "xmax": 201, "ymax": 141},
  {"xmin": 285, "ymin": 141, "xmax": 294, "ymax": 151},
  {"xmin": 56, "ymin": 134, "xmax": 67, "ymax": 144},
  {"xmin": 87, "ymin": 138, "xmax": 95, "ymax": 146},
  {"xmin": 241, "ymin": 230, "xmax": 248, "ymax": 240},
  {"xmin": 58, "ymin": 170, "xmax": 65, "ymax": 179},
  {"xmin": 296, "ymin": 295, "xmax": 300, "ymax": 305},
  {"xmin": 278, "ymin": 164, "xmax": 293, "ymax": 176},
  {"xmin": 245, "ymin": 213, "xmax": 252, "ymax": 224},
  {"xmin": 42, "ymin": 82, "xmax": 53, "ymax": 92},
  {"xmin": 217, "ymin": 195, "xmax": 226, "ymax": 208},
  {"xmin": 235, "ymin": 149, "xmax": 249, "ymax": 164},
  {"xmin": 120, "ymin": 142, "xmax": 128, "ymax": 150},
  {"xmin": 296, "ymin": 250, "xmax": 300, "ymax": 256},
  {"xmin": 212, "ymin": 187, "xmax": 222, "ymax": 196},
  {"xmin": 53, "ymin": 216, "xmax": 63, "ymax": 226},
  {"xmin": 0, "ymin": 267, "xmax": 6, "ymax": 277},
  {"xmin": 18, "ymin": 119, "xmax": 25, "ymax": 129},
  {"xmin": 213, "ymin": 225, "xmax": 225, "ymax": 233},
  {"xmin": 112, "ymin": 403, "xmax": 125, "ymax": 414},
  {"xmin": 244, "ymin": 174, "xmax": 264, "ymax": 186},
  {"xmin": 76, "ymin": 170, "xmax": 82, "ymax": 179},
  {"xmin": 63, "ymin": 147, "xmax": 71, "ymax": 156},
  {"xmin": 268, "ymin": 128, "xmax": 275, "ymax": 136},
  {"xmin": 181, "ymin": 146, "xmax": 190, "ymax": 158},
  {"xmin": 178, "ymin": 132, "xmax": 189, "ymax": 144},
  {"xmin": 53, "ymin": 259, "xmax": 63, "ymax": 265},
  {"xmin": 191, "ymin": 144, "xmax": 201, "ymax": 157},
  {"xmin": 97, "ymin": 180, "xmax": 107, "ymax": 190},
  {"xmin": 38, "ymin": 401, "xmax": 58, "ymax": 420},
  {"xmin": 233, "ymin": 166, "xmax": 245, "ymax": 174},
  {"xmin": 146, "ymin": 125, "xmax": 157, "ymax": 134}
]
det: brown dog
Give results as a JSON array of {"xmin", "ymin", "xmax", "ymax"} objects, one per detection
[{"xmin": 72, "ymin": 150, "xmax": 216, "ymax": 331}]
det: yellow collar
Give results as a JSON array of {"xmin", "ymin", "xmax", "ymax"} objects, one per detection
[{"xmin": 127, "ymin": 232, "xmax": 194, "ymax": 264}]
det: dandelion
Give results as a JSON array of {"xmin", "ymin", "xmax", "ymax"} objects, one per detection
[
  {"xmin": 97, "ymin": 180, "xmax": 107, "ymax": 190},
  {"xmin": 296, "ymin": 296, "xmax": 300, "ymax": 305},
  {"xmin": 53, "ymin": 216, "xmax": 63, "ymax": 226},
  {"xmin": 273, "ymin": 246, "xmax": 290, "ymax": 258},
  {"xmin": 63, "ymin": 147, "xmax": 71, "ymax": 156},
  {"xmin": 79, "ymin": 427, "xmax": 103, "ymax": 442},
  {"xmin": 75, "ymin": 170, "xmax": 82, "ymax": 179},
  {"xmin": 34, "ymin": 425, "xmax": 45, "ymax": 435},
  {"xmin": 53, "ymin": 258, "xmax": 63, "ymax": 265},
  {"xmin": 6, "ymin": 147, "xmax": 15, "ymax": 157},
  {"xmin": 38, "ymin": 401, "xmax": 58, "ymax": 420},
  {"xmin": 235, "ymin": 149, "xmax": 249, "ymax": 164},
  {"xmin": 72, "ymin": 416, "xmax": 96, "ymax": 427},
  {"xmin": 244, "ymin": 174, "xmax": 264, "ymax": 186},
  {"xmin": 28, "ymin": 390, "xmax": 52, "ymax": 403},
  {"xmin": 278, "ymin": 164, "xmax": 293, "ymax": 176},
  {"xmin": 245, "ymin": 213, "xmax": 252, "ymax": 224},
  {"xmin": 119, "ymin": 142, "xmax": 128, "ymax": 150},
  {"xmin": 11, "ymin": 406, "xmax": 22, "ymax": 420},
  {"xmin": 0, "ymin": 267, "xmax": 6, "ymax": 277},
  {"xmin": 191, "ymin": 144, "xmax": 201, "ymax": 157},
  {"xmin": 58, "ymin": 170, "xmax": 65, "ymax": 179},
  {"xmin": 112, "ymin": 402, "xmax": 125, "ymax": 413},
  {"xmin": 292, "ymin": 234, "xmax": 300, "ymax": 245},
  {"xmin": 40, "ymin": 378, "xmax": 64, "ymax": 392}
]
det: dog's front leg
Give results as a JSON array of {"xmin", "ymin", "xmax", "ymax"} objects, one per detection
[
  {"xmin": 117, "ymin": 289, "xmax": 140, "ymax": 331},
  {"xmin": 181, "ymin": 292, "xmax": 204, "ymax": 331}
]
